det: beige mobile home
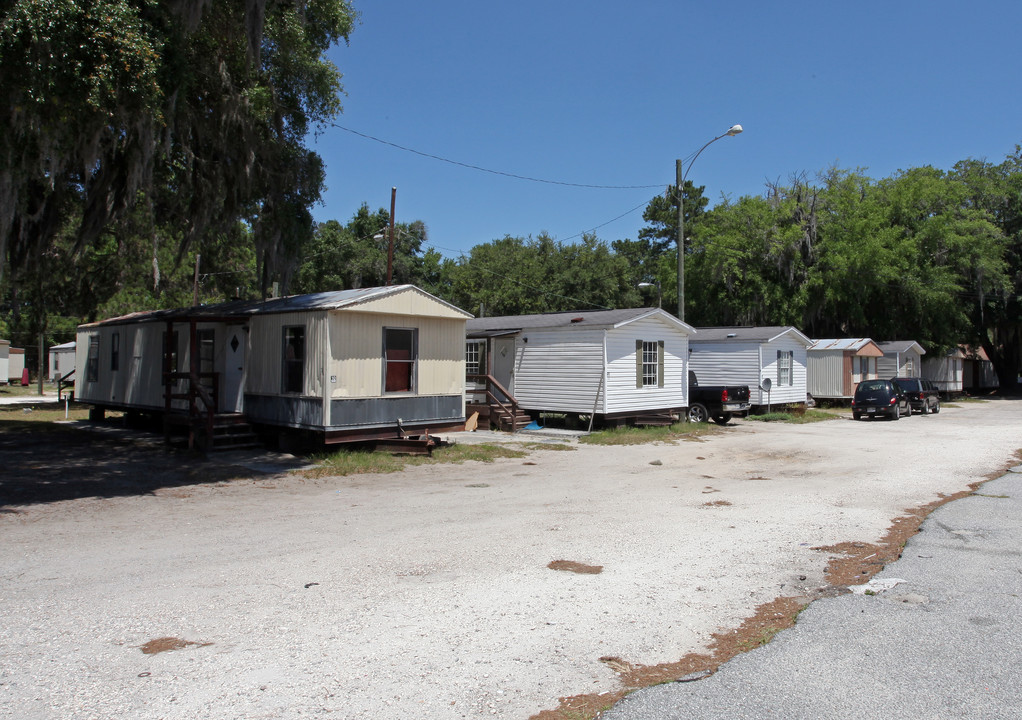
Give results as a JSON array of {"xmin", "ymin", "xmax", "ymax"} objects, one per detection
[
  {"xmin": 807, "ymin": 338, "xmax": 884, "ymax": 400},
  {"xmin": 688, "ymin": 326, "xmax": 812, "ymax": 408},
  {"xmin": 76, "ymin": 286, "xmax": 472, "ymax": 447},
  {"xmin": 466, "ymin": 308, "xmax": 694, "ymax": 429}
]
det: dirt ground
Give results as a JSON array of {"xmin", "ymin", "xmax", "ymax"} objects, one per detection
[{"xmin": 1, "ymin": 399, "xmax": 1020, "ymax": 720}]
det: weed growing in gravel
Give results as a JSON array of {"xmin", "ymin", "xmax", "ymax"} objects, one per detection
[
  {"xmin": 579, "ymin": 423, "xmax": 717, "ymax": 446},
  {"xmin": 302, "ymin": 443, "xmax": 528, "ymax": 478}
]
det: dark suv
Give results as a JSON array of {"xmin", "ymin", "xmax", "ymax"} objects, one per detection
[
  {"xmin": 892, "ymin": 377, "xmax": 941, "ymax": 415},
  {"xmin": 852, "ymin": 379, "xmax": 911, "ymax": 420}
]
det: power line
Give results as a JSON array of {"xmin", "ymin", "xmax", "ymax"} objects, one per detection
[{"xmin": 330, "ymin": 123, "xmax": 663, "ymax": 190}]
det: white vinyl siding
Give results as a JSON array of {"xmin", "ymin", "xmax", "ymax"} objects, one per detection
[
  {"xmin": 878, "ymin": 349, "xmax": 922, "ymax": 378},
  {"xmin": 605, "ymin": 317, "xmax": 687, "ymax": 413},
  {"xmin": 512, "ymin": 329, "xmax": 607, "ymax": 413},
  {"xmin": 508, "ymin": 316, "xmax": 689, "ymax": 415},
  {"xmin": 689, "ymin": 337, "xmax": 807, "ymax": 406}
]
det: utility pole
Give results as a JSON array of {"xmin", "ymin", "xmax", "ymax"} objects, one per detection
[
  {"xmin": 192, "ymin": 254, "xmax": 201, "ymax": 306},
  {"xmin": 387, "ymin": 187, "xmax": 396, "ymax": 285}
]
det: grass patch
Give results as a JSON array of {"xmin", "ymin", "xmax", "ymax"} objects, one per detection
[
  {"xmin": 0, "ymin": 384, "xmax": 57, "ymax": 398},
  {"xmin": 747, "ymin": 409, "xmax": 841, "ymax": 424},
  {"xmin": 0, "ymin": 402, "xmax": 108, "ymax": 431},
  {"xmin": 579, "ymin": 422, "xmax": 717, "ymax": 446},
  {"xmin": 301, "ymin": 442, "xmax": 529, "ymax": 479}
]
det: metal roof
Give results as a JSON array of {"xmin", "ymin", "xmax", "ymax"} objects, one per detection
[
  {"xmin": 466, "ymin": 308, "xmax": 693, "ymax": 335},
  {"xmin": 690, "ymin": 326, "xmax": 812, "ymax": 346},
  {"xmin": 810, "ymin": 338, "xmax": 877, "ymax": 351},
  {"xmin": 875, "ymin": 340, "xmax": 927, "ymax": 355},
  {"xmin": 83, "ymin": 285, "xmax": 472, "ymax": 327}
]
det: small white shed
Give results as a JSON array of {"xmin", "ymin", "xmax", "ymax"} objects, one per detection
[
  {"xmin": 466, "ymin": 308, "xmax": 694, "ymax": 425},
  {"xmin": 807, "ymin": 338, "xmax": 884, "ymax": 399},
  {"xmin": 876, "ymin": 340, "xmax": 926, "ymax": 379},
  {"xmin": 688, "ymin": 326, "xmax": 812, "ymax": 407},
  {"xmin": 49, "ymin": 341, "xmax": 77, "ymax": 381}
]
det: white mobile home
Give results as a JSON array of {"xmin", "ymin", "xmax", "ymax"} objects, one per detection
[
  {"xmin": 922, "ymin": 347, "xmax": 965, "ymax": 395},
  {"xmin": 75, "ymin": 286, "xmax": 472, "ymax": 446},
  {"xmin": 49, "ymin": 341, "xmax": 76, "ymax": 381},
  {"xmin": 688, "ymin": 326, "xmax": 812, "ymax": 408},
  {"xmin": 807, "ymin": 338, "xmax": 884, "ymax": 400},
  {"xmin": 466, "ymin": 308, "xmax": 694, "ymax": 428},
  {"xmin": 0, "ymin": 340, "xmax": 8, "ymax": 385},
  {"xmin": 876, "ymin": 340, "xmax": 926, "ymax": 378},
  {"xmin": 962, "ymin": 345, "xmax": 999, "ymax": 392}
]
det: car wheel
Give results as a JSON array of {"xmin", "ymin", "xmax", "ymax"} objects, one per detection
[
  {"xmin": 904, "ymin": 402, "xmax": 911, "ymax": 417},
  {"xmin": 712, "ymin": 413, "xmax": 733, "ymax": 426},
  {"xmin": 853, "ymin": 412, "xmax": 861, "ymax": 421},
  {"xmin": 932, "ymin": 399, "xmax": 940, "ymax": 414},
  {"xmin": 919, "ymin": 401, "xmax": 929, "ymax": 415},
  {"xmin": 688, "ymin": 403, "xmax": 710, "ymax": 423},
  {"xmin": 891, "ymin": 404, "xmax": 900, "ymax": 420}
]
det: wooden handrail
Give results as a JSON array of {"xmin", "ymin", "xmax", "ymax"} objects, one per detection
[
  {"xmin": 467, "ymin": 373, "xmax": 525, "ymax": 432},
  {"xmin": 58, "ymin": 369, "xmax": 75, "ymax": 401}
]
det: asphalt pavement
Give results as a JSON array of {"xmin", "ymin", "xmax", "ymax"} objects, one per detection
[{"xmin": 602, "ymin": 465, "xmax": 1022, "ymax": 720}]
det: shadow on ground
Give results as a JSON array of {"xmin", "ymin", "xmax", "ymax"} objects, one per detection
[{"xmin": 0, "ymin": 422, "xmax": 255, "ymax": 509}]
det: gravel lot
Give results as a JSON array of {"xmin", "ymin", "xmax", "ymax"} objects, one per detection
[{"xmin": 1, "ymin": 398, "xmax": 1020, "ymax": 720}]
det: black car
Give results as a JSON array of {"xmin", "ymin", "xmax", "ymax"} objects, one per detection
[
  {"xmin": 851, "ymin": 379, "xmax": 911, "ymax": 420},
  {"xmin": 892, "ymin": 377, "xmax": 941, "ymax": 415}
]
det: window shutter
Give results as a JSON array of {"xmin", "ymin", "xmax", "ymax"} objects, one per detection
[
  {"xmin": 657, "ymin": 340, "xmax": 665, "ymax": 388},
  {"xmin": 635, "ymin": 339, "xmax": 643, "ymax": 389},
  {"xmin": 777, "ymin": 350, "xmax": 782, "ymax": 385}
]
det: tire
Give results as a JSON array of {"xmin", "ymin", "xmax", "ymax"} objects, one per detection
[
  {"xmin": 891, "ymin": 404, "xmax": 900, "ymax": 420},
  {"xmin": 932, "ymin": 399, "xmax": 940, "ymax": 414},
  {"xmin": 919, "ymin": 401, "xmax": 929, "ymax": 415},
  {"xmin": 712, "ymin": 413, "xmax": 733, "ymax": 426},
  {"xmin": 688, "ymin": 403, "xmax": 710, "ymax": 423},
  {"xmin": 904, "ymin": 402, "xmax": 912, "ymax": 417},
  {"xmin": 853, "ymin": 412, "xmax": 861, "ymax": 421}
]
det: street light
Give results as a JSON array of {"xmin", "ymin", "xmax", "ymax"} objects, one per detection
[
  {"xmin": 638, "ymin": 281, "xmax": 662, "ymax": 308},
  {"xmin": 676, "ymin": 124, "xmax": 743, "ymax": 322}
]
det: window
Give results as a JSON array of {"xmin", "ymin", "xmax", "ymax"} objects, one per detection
[
  {"xmin": 86, "ymin": 335, "xmax": 100, "ymax": 383},
  {"xmin": 110, "ymin": 332, "xmax": 120, "ymax": 372},
  {"xmin": 465, "ymin": 341, "xmax": 484, "ymax": 375},
  {"xmin": 777, "ymin": 350, "xmax": 793, "ymax": 386},
  {"xmin": 635, "ymin": 340, "xmax": 665, "ymax": 388},
  {"xmin": 904, "ymin": 359, "xmax": 914, "ymax": 376},
  {"xmin": 198, "ymin": 329, "xmax": 215, "ymax": 394},
  {"xmin": 384, "ymin": 328, "xmax": 417, "ymax": 393},
  {"xmin": 282, "ymin": 326, "xmax": 305, "ymax": 394},
  {"xmin": 162, "ymin": 330, "xmax": 179, "ymax": 380},
  {"xmin": 858, "ymin": 356, "xmax": 873, "ymax": 379}
]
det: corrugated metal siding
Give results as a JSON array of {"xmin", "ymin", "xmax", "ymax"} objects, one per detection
[
  {"xmin": 807, "ymin": 350, "xmax": 845, "ymax": 398},
  {"xmin": 512, "ymin": 328, "xmax": 607, "ymax": 413},
  {"xmin": 76, "ymin": 324, "xmax": 176, "ymax": 410},
  {"xmin": 604, "ymin": 317, "xmax": 687, "ymax": 413},
  {"xmin": 247, "ymin": 311, "xmax": 326, "ymax": 400},
  {"xmin": 327, "ymin": 312, "xmax": 466, "ymax": 398},
  {"xmin": 922, "ymin": 357, "xmax": 964, "ymax": 392},
  {"xmin": 329, "ymin": 395, "xmax": 463, "ymax": 429}
]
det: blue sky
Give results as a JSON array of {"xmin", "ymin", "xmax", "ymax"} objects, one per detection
[{"xmin": 311, "ymin": 0, "xmax": 1021, "ymax": 260}]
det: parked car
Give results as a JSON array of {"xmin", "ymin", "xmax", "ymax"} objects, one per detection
[
  {"xmin": 851, "ymin": 379, "xmax": 911, "ymax": 420},
  {"xmin": 892, "ymin": 377, "xmax": 941, "ymax": 414}
]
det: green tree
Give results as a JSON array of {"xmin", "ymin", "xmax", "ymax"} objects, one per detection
[{"xmin": 1, "ymin": 0, "xmax": 356, "ymax": 294}]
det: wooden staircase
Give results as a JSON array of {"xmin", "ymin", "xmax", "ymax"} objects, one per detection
[
  {"xmin": 466, "ymin": 373, "xmax": 529, "ymax": 432},
  {"xmin": 165, "ymin": 412, "xmax": 262, "ymax": 452}
]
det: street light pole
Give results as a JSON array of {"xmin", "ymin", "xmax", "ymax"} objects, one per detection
[{"xmin": 676, "ymin": 124, "xmax": 743, "ymax": 322}]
